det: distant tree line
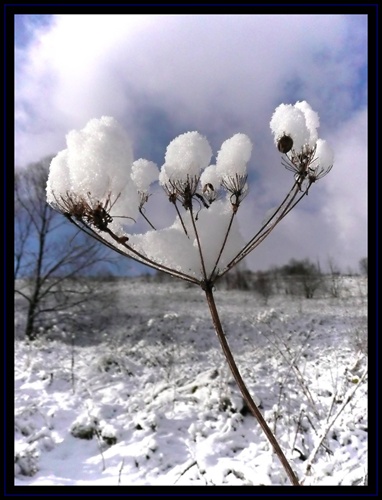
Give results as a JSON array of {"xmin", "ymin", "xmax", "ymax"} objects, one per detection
[{"xmin": 155, "ymin": 256, "xmax": 367, "ymax": 303}]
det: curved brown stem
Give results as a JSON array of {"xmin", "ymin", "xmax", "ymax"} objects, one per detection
[
  {"xmin": 210, "ymin": 211, "xmax": 235, "ymax": 281},
  {"xmin": 139, "ymin": 206, "xmax": 156, "ymax": 230},
  {"xmin": 189, "ymin": 205, "xmax": 208, "ymax": 282},
  {"xmin": 204, "ymin": 284, "xmax": 300, "ymax": 486}
]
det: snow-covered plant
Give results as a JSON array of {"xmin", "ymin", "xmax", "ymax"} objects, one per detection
[{"xmin": 46, "ymin": 101, "xmax": 333, "ymax": 486}]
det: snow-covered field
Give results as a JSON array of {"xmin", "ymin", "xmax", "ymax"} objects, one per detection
[{"xmin": 14, "ymin": 277, "xmax": 368, "ymax": 487}]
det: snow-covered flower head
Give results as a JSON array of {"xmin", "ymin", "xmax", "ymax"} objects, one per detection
[
  {"xmin": 161, "ymin": 131, "xmax": 212, "ymax": 184},
  {"xmin": 46, "ymin": 116, "xmax": 140, "ymax": 230},
  {"xmin": 270, "ymin": 101, "xmax": 333, "ymax": 192},
  {"xmin": 131, "ymin": 159, "xmax": 158, "ymax": 193},
  {"xmin": 46, "ymin": 106, "xmax": 332, "ymax": 285},
  {"xmin": 270, "ymin": 103, "xmax": 311, "ymax": 152},
  {"xmin": 216, "ymin": 133, "xmax": 252, "ymax": 180},
  {"xmin": 159, "ymin": 131, "xmax": 213, "ymax": 210},
  {"xmin": 216, "ymin": 134, "xmax": 252, "ymax": 211}
]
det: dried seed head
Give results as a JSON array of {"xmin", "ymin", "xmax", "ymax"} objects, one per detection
[{"xmin": 277, "ymin": 135, "xmax": 294, "ymax": 154}]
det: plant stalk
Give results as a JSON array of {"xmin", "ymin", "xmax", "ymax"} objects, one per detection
[{"xmin": 204, "ymin": 284, "xmax": 300, "ymax": 486}]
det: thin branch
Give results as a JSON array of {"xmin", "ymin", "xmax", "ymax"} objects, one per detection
[
  {"xmin": 174, "ymin": 460, "xmax": 197, "ymax": 484},
  {"xmin": 217, "ymin": 184, "xmax": 306, "ymax": 280},
  {"xmin": 66, "ymin": 216, "xmax": 200, "ymax": 286},
  {"xmin": 118, "ymin": 458, "xmax": 125, "ymax": 486},
  {"xmin": 173, "ymin": 200, "xmax": 188, "ymax": 237},
  {"xmin": 189, "ymin": 205, "xmax": 208, "ymax": 282},
  {"xmin": 14, "ymin": 289, "xmax": 32, "ymax": 303},
  {"xmin": 210, "ymin": 211, "xmax": 236, "ymax": 281},
  {"xmin": 139, "ymin": 207, "xmax": 156, "ymax": 230},
  {"xmin": 303, "ymin": 367, "xmax": 368, "ymax": 478}
]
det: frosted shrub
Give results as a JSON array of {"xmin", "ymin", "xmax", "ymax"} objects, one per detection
[{"xmin": 46, "ymin": 101, "xmax": 333, "ymax": 486}]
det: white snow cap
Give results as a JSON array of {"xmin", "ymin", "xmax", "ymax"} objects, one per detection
[
  {"xmin": 270, "ymin": 101, "xmax": 320, "ymax": 151},
  {"xmin": 216, "ymin": 133, "xmax": 253, "ymax": 179},
  {"xmin": 131, "ymin": 159, "xmax": 158, "ymax": 192},
  {"xmin": 200, "ymin": 164, "xmax": 221, "ymax": 190},
  {"xmin": 313, "ymin": 139, "xmax": 334, "ymax": 170},
  {"xmin": 46, "ymin": 116, "xmax": 139, "ymax": 224},
  {"xmin": 46, "ymin": 149, "xmax": 71, "ymax": 207},
  {"xmin": 47, "ymin": 121, "xmax": 259, "ymax": 279},
  {"xmin": 294, "ymin": 101, "xmax": 320, "ymax": 147},
  {"xmin": 162, "ymin": 131, "xmax": 212, "ymax": 182}
]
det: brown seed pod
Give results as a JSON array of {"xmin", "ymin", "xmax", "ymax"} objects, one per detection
[{"xmin": 277, "ymin": 135, "xmax": 293, "ymax": 154}]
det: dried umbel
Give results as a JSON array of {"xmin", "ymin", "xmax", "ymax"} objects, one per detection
[
  {"xmin": 46, "ymin": 103, "xmax": 333, "ymax": 486},
  {"xmin": 271, "ymin": 101, "xmax": 334, "ymax": 194},
  {"xmin": 220, "ymin": 173, "xmax": 248, "ymax": 213},
  {"xmin": 54, "ymin": 191, "xmax": 134, "ymax": 235}
]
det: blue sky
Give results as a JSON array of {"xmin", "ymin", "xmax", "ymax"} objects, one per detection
[{"xmin": 14, "ymin": 13, "xmax": 368, "ymax": 273}]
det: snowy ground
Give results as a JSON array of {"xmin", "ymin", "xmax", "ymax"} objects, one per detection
[{"xmin": 14, "ymin": 277, "xmax": 368, "ymax": 487}]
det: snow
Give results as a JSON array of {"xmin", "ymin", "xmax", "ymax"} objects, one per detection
[
  {"xmin": 199, "ymin": 164, "xmax": 220, "ymax": 192},
  {"xmin": 46, "ymin": 116, "xmax": 140, "ymax": 226},
  {"xmin": 129, "ymin": 199, "xmax": 245, "ymax": 278},
  {"xmin": 162, "ymin": 131, "xmax": 212, "ymax": 182},
  {"xmin": 131, "ymin": 159, "xmax": 159, "ymax": 193},
  {"xmin": 46, "ymin": 103, "xmax": 334, "ymax": 282},
  {"xmin": 216, "ymin": 133, "xmax": 253, "ymax": 179},
  {"xmin": 14, "ymin": 277, "xmax": 368, "ymax": 486},
  {"xmin": 294, "ymin": 101, "xmax": 320, "ymax": 147},
  {"xmin": 313, "ymin": 139, "xmax": 335, "ymax": 171},
  {"xmin": 270, "ymin": 103, "xmax": 311, "ymax": 152}
]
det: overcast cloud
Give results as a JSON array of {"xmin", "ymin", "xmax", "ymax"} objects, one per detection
[{"xmin": 14, "ymin": 14, "xmax": 368, "ymax": 273}]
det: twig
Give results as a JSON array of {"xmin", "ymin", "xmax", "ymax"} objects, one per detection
[
  {"xmin": 118, "ymin": 458, "xmax": 125, "ymax": 485},
  {"xmin": 218, "ymin": 182, "xmax": 306, "ymax": 279},
  {"xmin": 93, "ymin": 427, "xmax": 106, "ymax": 472},
  {"xmin": 139, "ymin": 207, "xmax": 156, "ymax": 230},
  {"xmin": 173, "ymin": 200, "xmax": 188, "ymax": 237},
  {"xmin": 174, "ymin": 460, "xmax": 197, "ymax": 484},
  {"xmin": 210, "ymin": 211, "xmax": 235, "ymax": 280},
  {"xmin": 66, "ymin": 215, "xmax": 200, "ymax": 286},
  {"xmin": 291, "ymin": 409, "xmax": 304, "ymax": 453},
  {"xmin": 303, "ymin": 367, "xmax": 368, "ymax": 477},
  {"xmin": 189, "ymin": 205, "xmax": 208, "ymax": 282},
  {"xmin": 70, "ymin": 334, "xmax": 75, "ymax": 394}
]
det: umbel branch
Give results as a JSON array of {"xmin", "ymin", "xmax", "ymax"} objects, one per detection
[{"xmin": 46, "ymin": 101, "xmax": 334, "ymax": 485}]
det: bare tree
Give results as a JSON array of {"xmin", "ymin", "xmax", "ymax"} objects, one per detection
[{"xmin": 14, "ymin": 158, "xmax": 115, "ymax": 341}]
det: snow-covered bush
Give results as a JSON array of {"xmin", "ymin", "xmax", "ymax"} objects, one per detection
[{"xmin": 46, "ymin": 101, "xmax": 336, "ymax": 486}]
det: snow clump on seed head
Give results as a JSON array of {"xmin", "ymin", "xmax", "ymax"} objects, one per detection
[
  {"xmin": 131, "ymin": 159, "xmax": 159, "ymax": 193},
  {"xmin": 216, "ymin": 133, "xmax": 253, "ymax": 180},
  {"xmin": 161, "ymin": 131, "xmax": 212, "ymax": 183}
]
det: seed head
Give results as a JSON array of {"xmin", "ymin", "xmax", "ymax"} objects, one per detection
[{"xmin": 277, "ymin": 135, "xmax": 293, "ymax": 154}]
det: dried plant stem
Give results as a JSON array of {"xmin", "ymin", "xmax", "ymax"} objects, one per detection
[
  {"xmin": 219, "ymin": 183, "xmax": 305, "ymax": 279},
  {"xmin": 139, "ymin": 207, "xmax": 156, "ymax": 230},
  {"xmin": 66, "ymin": 216, "xmax": 199, "ymax": 286},
  {"xmin": 189, "ymin": 205, "xmax": 208, "ymax": 281},
  {"xmin": 204, "ymin": 284, "xmax": 300, "ymax": 486},
  {"xmin": 118, "ymin": 458, "xmax": 125, "ymax": 486},
  {"xmin": 174, "ymin": 460, "xmax": 197, "ymax": 484},
  {"xmin": 210, "ymin": 211, "xmax": 236, "ymax": 280},
  {"xmin": 173, "ymin": 200, "xmax": 188, "ymax": 237}
]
